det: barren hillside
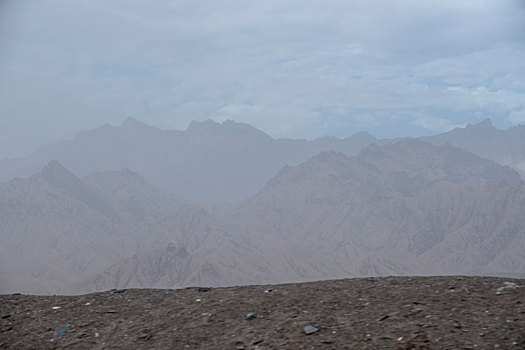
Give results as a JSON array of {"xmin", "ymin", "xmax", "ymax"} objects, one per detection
[{"xmin": 1, "ymin": 276, "xmax": 523, "ymax": 349}]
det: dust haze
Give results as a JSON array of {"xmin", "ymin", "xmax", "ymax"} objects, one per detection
[{"xmin": 0, "ymin": 0, "xmax": 524, "ymax": 296}]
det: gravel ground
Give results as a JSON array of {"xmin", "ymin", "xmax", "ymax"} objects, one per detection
[{"xmin": 1, "ymin": 276, "xmax": 524, "ymax": 349}]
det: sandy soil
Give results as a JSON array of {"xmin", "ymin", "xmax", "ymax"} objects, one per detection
[{"xmin": 1, "ymin": 276, "xmax": 523, "ymax": 349}]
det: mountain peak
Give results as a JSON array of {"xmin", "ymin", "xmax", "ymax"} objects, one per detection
[
  {"xmin": 37, "ymin": 160, "xmax": 95, "ymax": 195},
  {"xmin": 469, "ymin": 118, "xmax": 495, "ymax": 129},
  {"xmin": 121, "ymin": 117, "xmax": 151, "ymax": 130},
  {"xmin": 310, "ymin": 150, "xmax": 349, "ymax": 164},
  {"xmin": 187, "ymin": 119, "xmax": 220, "ymax": 132},
  {"xmin": 40, "ymin": 160, "xmax": 76, "ymax": 181},
  {"xmin": 187, "ymin": 119, "xmax": 272, "ymax": 140}
]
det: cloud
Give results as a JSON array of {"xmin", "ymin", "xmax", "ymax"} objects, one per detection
[
  {"xmin": 0, "ymin": 0, "xmax": 524, "ymax": 157},
  {"xmin": 413, "ymin": 116, "xmax": 466, "ymax": 133},
  {"xmin": 508, "ymin": 109, "xmax": 525, "ymax": 124}
]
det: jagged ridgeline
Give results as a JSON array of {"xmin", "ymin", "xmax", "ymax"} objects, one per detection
[{"xmin": 2, "ymin": 118, "xmax": 523, "ymax": 204}]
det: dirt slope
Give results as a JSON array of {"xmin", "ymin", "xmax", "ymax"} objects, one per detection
[{"xmin": 1, "ymin": 276, "xmax": 523, "ymax": 349}]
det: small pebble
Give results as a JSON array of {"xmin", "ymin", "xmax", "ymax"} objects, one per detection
[
  {"xmin": 252, "ymin": 338, "xmax": 264, "ymax": 345},
  {"xmin": 303, "ymin": 326, "xmax": 319, "ymax": 335}
]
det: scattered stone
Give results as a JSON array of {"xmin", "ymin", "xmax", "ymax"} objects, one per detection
[
  {"xmin": 198, "ymin": 287, "xmax": 210, "ymax": 292},
  {"xmin": 303, "ymin": 326, "xmax": 319, "ymax": 335},
  {"xmin": 0, "ymin": 276, "xmax": 522, "ymax": 348},
  {"xmin": 112, "ymin": 289, "xmax": 126, "ymax": 294},
  {"xmin": 245, "ymin": 312, "xmax": 256, "ymax": 320},
  {"xmin": 57, "ymin": 324, "xmax": 68, "ymax": 337},
  {"xmin": 496, "ymin": 282, "xmax": 520, "ymax": 295},
  {"xmin": 252, "ymin": 338, "xmax": 264, "ymax": 345},
  {"xmin": 51, "ymin": 306, "xmax": 61, "ymax": 310}
]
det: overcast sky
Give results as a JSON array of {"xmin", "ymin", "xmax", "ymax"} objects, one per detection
[{"xmin": 1, "ymin": 0, "xmax": 524, "ymax": 159}]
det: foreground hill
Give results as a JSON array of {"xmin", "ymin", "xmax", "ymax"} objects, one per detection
[{"xmin": 1, "ymin": 276, "xmax": 523, "ymax": 349}]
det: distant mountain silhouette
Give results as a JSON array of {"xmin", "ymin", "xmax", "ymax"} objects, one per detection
[
  {"xmin": 2, "ymin": 118, "xmax": 524, "ymax": 204},
  {"xmin": 0, "ymin": 119, "xmax": 376, "ymax": 203},
  {"xmin": 422, "ymin": 119, "xmax": 525, "ymax": 177}
]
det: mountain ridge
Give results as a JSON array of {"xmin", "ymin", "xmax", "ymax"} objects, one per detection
[{"xmin": 2, "ymin": 118, "xmax": 524, "ymax": 203}]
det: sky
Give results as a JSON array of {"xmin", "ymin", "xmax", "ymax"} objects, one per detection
[{"xmin": 1, "ymin": 0, "xmax": 524, "ymax": 159}]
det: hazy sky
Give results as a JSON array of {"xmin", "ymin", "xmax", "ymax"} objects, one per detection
[{"xmin": 1, "ymin": 0, "xmax": 524, "ymax": 159}]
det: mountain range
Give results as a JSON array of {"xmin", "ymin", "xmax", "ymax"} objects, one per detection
[
  {"xmin": 4, "ymin": 117, "xmax": 524, "ymax": 205},
  {"xmin": 0, "ymin": 118, "xmax": 376, "ymax": 203},
  {"xmin": 1, "ymin": 133, "xmax": 524, "ymax": 294}
]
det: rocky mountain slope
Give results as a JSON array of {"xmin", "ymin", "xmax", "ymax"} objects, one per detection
[
  {"xmin": 0, "ymin": 161, "xmax": 347, "ymax": 295},
  {"xmin": 227, "ymin": 140, "xmax": 525, "ymax": 277},
  {"xmin": 2, "ymin": 139, "xmax": 525, "ymax": 295},
  {"xmin": 78, "ymin": 140, "xmax": 525, "ymax": 293},
  {"xmin": 0, "ymin": 162, "xmax": 244, "ymax": 294}
]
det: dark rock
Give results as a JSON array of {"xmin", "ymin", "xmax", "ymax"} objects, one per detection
[
  {"xmin": 0, "ymin": 314, "xmax": 11, "ymax": 319},
  {"xmin": 303, "ymin": 325, "xmax": 319, "ymax": 335},
  {"xmin": 198, "ymin": 287, "xmax": 210, "ymax": 292},
  {"xmin": 252, "ymin": 338, "xmax": 264, "ymax": 345}
]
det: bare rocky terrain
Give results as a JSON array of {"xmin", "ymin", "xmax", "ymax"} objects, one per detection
[{"xmin": 1, "ymin": 276, "xmax": 524, "ymax": 349}]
